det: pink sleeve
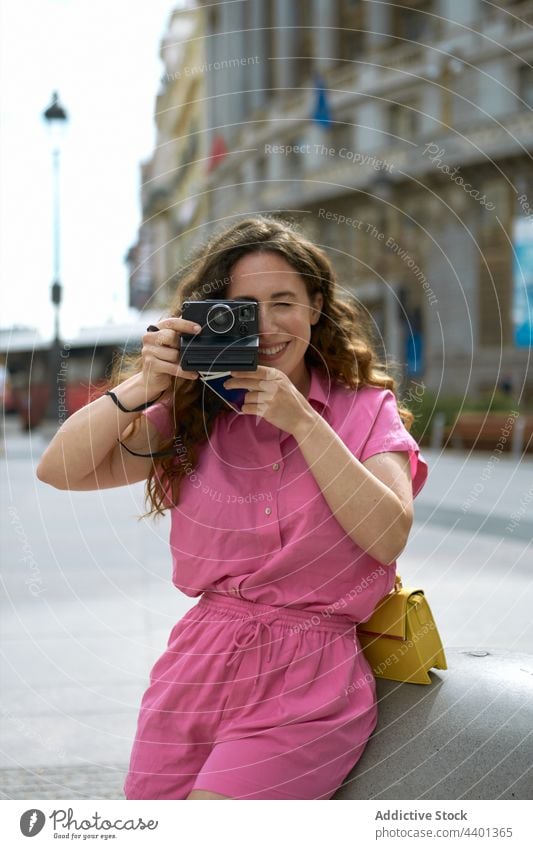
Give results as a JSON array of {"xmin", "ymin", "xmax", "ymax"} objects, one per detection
[
  {"xmin": 356, "ymin": 389, "xmax": 428, "ymax": 498},
  {"xmin": 141, "ymin": 401, "xmax": 174, "ymax": 440}
]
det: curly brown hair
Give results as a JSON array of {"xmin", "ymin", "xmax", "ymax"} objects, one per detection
[{"xmin": 107, "ymin": 215, "xmax": 414, "ymax": 519}]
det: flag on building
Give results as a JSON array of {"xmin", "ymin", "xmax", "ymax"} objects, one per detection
[
  {"xmin": 207, "ymin": 134, "xmax": 228, "ymax": 171},
  {"xmin": 311, "ymin": 73, "xmax": 333, "ymax": 128}
]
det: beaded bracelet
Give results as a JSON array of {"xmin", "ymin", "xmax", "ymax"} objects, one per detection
[{"xmin": 105, "ymin": 388, "xmax": 165, "ymax": 413}]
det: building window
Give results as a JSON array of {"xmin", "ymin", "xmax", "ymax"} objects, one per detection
[
  {"xmin": 256, "ymin": 155, "xmax": 267, "ymax": 185},
  {"xmin": 337, "ymin": 0, "xmax": 365, "ymax": 62},
  {"xmin": 478, "ymin": 180, "xmax": 512, "ymax": 347},
  {"xmin": 264, "ymin": 2, "xmax": 276, "ymax": 94},
  {"xmin": 518, "ymin": 64, "xmax": 533, "ymax": 107},
  {"xmin": 402, "ymin": 197, "xmax": 423, "ymax": 249},
  {"xmin": 332, "ymin": 121, "xmax": 355, "ymax": 152},
  {"xmin": 392, "ymin": 1, "xmax": 434, "ymax": 42},
  {"xmin": 388, "ymin": 98, "xmax": 419, "ymax": 140},
  {"xmin": 450, "ymin": 67, "xmax": 479, "ymax": 130},
  {"xmin": 286, "ymin": 137, "xmax": 307, "ymax": 177},
  {"xmin": 294, "ymin": 1, "xmax": 313, "ymax": 87}
]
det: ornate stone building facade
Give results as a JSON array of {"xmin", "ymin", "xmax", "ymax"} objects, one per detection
[
  {"xmin": 127, "ymin": 3, "xmax": 209, "ymax": 312},
  {"xmin": 198, "ymin": 0, "xmax": 533, "ymax": 400}
]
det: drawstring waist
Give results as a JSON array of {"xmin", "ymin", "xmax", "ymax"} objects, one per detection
[
  {"xmin": 198, "ymin": 590, "xmax": 357, "ymax": 689},
  {"xmin": 225, "ymin": 618, "xmax": 274, "ymax": 688}
]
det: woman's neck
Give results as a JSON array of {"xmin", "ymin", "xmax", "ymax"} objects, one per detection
[{"xmin": 291, "ymin": 363, "xmax": 311, "ymax": 397}]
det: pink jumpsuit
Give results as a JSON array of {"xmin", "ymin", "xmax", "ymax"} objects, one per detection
[{"xmin": 124, "ymin": 367, "xmax": 428, "ymax": 799}]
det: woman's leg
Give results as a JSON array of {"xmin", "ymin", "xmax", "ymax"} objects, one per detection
[{"xmin": 186, "ymin": 790, "xmax": 233, "ymax": 800}]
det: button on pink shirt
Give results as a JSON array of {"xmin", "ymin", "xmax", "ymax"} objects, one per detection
[{"xmin": 143, "ymin": 367, "xmax": 428, "ymax": 623}]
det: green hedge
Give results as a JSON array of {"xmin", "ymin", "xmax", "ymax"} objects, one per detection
[{"xmin": 400, "ymin": 384, "xmax": 527, "ymax": 445}]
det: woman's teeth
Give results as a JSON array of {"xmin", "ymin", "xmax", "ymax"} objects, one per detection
[{"xmin": 258, "ymin": 342, "xmax": 288, "ymax": 355}]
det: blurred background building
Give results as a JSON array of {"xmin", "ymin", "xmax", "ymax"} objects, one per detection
[
  {"xmin": 127, "ymin": 3, "xmax": 209, "ymax": 312},
  {"xmin": 6, "ymin": 0, "xmax": 532, "ymax": 431},
  {"xmin": 178, "ymin": 0, "xmax": 531, "ymax": 400}
]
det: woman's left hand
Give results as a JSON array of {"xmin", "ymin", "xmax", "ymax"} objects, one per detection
[{"xmin": 223, "ymin": 366, "xmax": 315, "ymax": 435}]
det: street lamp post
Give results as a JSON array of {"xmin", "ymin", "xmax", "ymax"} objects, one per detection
[{"xmin": 42, "ymin": 92, "xmax": 68, "ymax": 423}]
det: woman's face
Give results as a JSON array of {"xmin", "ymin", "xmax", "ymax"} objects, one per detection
[{"xmin": 226, "ymin": 251, "xmax": 323, "ymax": 393}]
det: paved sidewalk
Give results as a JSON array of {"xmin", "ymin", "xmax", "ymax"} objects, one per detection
[
  {"xmin": 0, "ymin": 764, "xmax": 125, "ymax": 800},
  {"xmin": 1, "ymin": 416, "xmax": 531, "ymax": 799}
]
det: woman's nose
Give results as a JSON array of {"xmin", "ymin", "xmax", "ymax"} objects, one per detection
[{"xmin": 258, "ymin": 303, "xmax": 278, "ymax": 334}]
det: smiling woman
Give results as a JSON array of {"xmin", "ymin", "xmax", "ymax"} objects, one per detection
[
  {"xmin": 226, "ymin": 252, "xmax": 323, "ymax": 389},
  {"xmin": 37, "ymin": 215, "xmax": 428, "ymax": 801}
]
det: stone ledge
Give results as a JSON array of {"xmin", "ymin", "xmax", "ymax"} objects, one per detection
[
  {"xmin": 335, "ymin": 648, "xmax": 533, "ymax": 800},
  {"xmin": 2, "ymin": 649, "xmax": 531, "ymax": 800}
]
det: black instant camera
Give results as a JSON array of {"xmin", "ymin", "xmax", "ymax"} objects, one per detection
[{"xmin": 180, "ymin": 299, "xmax": 259, "ymax": 373}]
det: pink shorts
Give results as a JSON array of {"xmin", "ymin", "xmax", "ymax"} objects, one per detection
[{"xmin": 124, "ymin": 591, "xmax": 378, "ymax": 800}]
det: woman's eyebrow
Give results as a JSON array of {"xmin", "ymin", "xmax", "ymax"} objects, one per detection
[
  {"xmin": 238, "ymin": 290, "xmax": 297, "ymax": 300},
  {"xmin": 270, "ymin": 291, "xmax": 297, "ymax": 299}
]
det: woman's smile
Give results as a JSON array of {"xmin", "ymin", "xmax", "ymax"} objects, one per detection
[{"xmin": 257, "ymin": 340, "xmax": 291, "ymax": 361}]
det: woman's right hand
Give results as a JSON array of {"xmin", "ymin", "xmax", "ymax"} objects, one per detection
[
  {"xmin": 36, "ymin": 317, "xmax": 203, "ymax": 491},
  {"xmin": 141, "ymin": 317, "xmax": 202, "ymax": 396}
]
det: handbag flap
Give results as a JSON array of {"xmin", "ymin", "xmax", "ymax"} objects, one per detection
[{"xmin": 358, "ymin": 586, "xmax": 424, "ymax": 639}]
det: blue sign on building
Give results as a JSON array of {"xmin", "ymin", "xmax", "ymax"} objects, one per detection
[{"xmin": 513, "ymin": 217, "xmax": 533, "ymax": 348}]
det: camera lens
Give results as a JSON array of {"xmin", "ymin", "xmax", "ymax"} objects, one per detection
[{"xmin": 206, "ymin": 303, "xmax": 235, "ymax": 334}]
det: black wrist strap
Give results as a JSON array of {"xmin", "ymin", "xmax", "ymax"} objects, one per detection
[
  {"xmin": 116, "ymin": 439, "xmax": 177, "ymax": 458},
  {"xmin": 105, "ymin": 388, "xmax": 165, "ymax": 413}
]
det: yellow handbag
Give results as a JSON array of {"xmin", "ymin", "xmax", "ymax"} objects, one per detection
[{"xmin": 358, "ymin": 574, "xmax": 448, "ymax": 684}]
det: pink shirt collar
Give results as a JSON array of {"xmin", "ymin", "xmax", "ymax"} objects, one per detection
[{"xmin": 224, "ymin": 365, "xmax": 333, "ymax": 433}]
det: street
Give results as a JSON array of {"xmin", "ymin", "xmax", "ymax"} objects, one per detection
[{"xmin": 1, "ymin": 417, "xmax": 532, "ymax": 799}]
